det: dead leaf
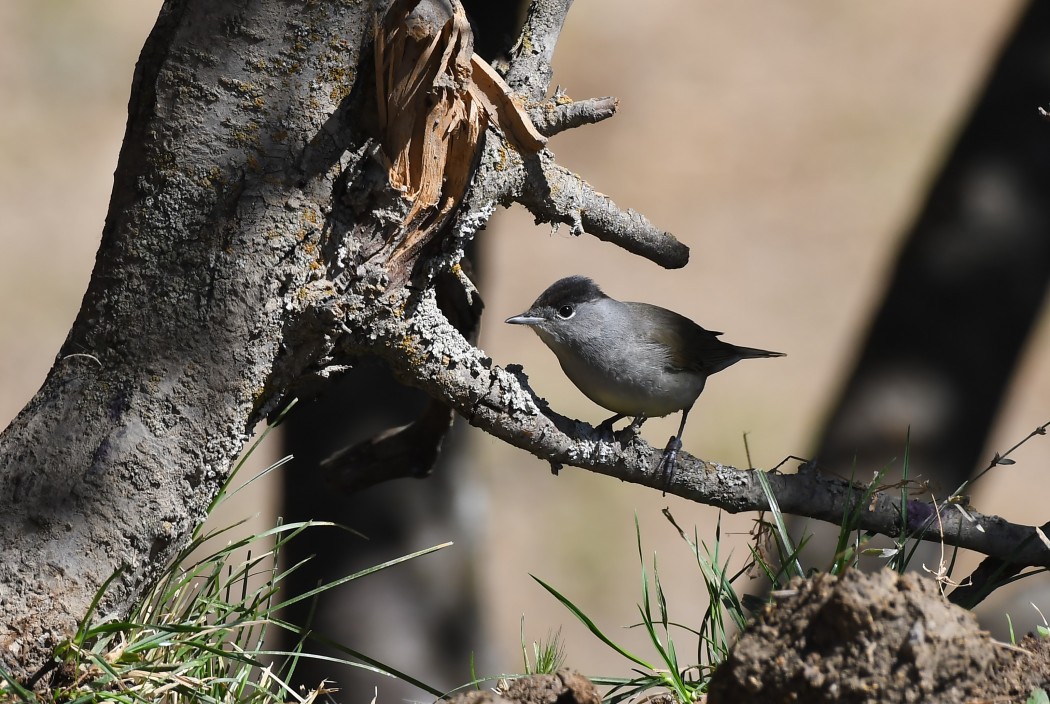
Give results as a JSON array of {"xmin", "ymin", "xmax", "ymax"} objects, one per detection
[{"xmin": 373, "ymin": 0, "xmax": 545, "ymax": 274}]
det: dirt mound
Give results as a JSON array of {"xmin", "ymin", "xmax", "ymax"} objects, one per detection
[
  {"xmin": 708, "ymin": 569, "xmax": 1050, "ymax": 702},
  {"xmin": 443, "ymin": 670, "xmax": 601, "ymax": 704}
]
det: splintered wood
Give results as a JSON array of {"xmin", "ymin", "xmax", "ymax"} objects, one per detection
[{"xmin": 374, "ymin": 0, "xmax": 545, "ymax": 272}]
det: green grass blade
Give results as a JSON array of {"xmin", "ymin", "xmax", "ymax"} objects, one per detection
[
  {"xmin": 272, "ymin": 541, "xmax": 452, "ymax": 612},
  {"xmin": 755, "ymin": 470, "xmax": 803, "ymax": 579},
  {"xmin": 531, "ymin": 575, "xmax": 653, "ymax": 670}
]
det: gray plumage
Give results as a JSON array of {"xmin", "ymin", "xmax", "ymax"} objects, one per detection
[
  {"xmin": 506, "ymin": 275, "xmax": 784, "ymax": 483},
  {"xmin": 506, "ymin": 275, "xmax": 783, "ymax": 418}
]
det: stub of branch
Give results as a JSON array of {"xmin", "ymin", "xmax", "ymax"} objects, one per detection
[
  {"xmin": 446, "ymin": 134, "xmax": 688, "ymax": 270},
  {"xmin": 519, "ymin": 151, "xmax": 689, "ymax": 269},
  {"xmin": 373, "ymin": 0, "xmax": 483, "ymax": 270},
  {"xmin": 321, "ymin": 399, "xmax": 453, "ymax": 492},
  {"xmin": 530, "ymin": 93, "xmax": 619, "ymax": 137}
]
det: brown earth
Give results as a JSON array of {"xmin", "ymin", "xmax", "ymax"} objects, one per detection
[
  {"xmin": 707, "ymin": 569, "xmax": 1050, "ymax": 703},
  {"xmin": 471, "ymin": 570, "xmax": 1050, "ymax": 704},
  {"xmin": 444, "ymin": 670, "xmax": 603, "ymax": 704},
  {"xmin": 445, "ymin": 569, "xmax": 1050, "ymax": 703}
]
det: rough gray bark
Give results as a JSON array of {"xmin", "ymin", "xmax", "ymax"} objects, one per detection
[{"xmin": 0, "ymin": 1, "xmax": 373, "ymax": 676}]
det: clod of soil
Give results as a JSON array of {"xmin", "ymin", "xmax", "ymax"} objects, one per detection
[
  {"xmin": 707, "ymin": 568, "xmax": 1050, "ymax": 703},
  {"xmin": 442, "ymin": 670, "xmax": 601, "ymax": 704}
]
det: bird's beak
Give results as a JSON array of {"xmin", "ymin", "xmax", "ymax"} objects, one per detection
[{"xmin": 505, "ymin": 313, "xmax": 544, "ymax": 326}]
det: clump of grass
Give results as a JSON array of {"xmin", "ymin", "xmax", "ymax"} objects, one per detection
[
  {"xmin": 523, "ymin": 432, "xmax": 1002, "ymax": 702},
  {"xmin": 43, "ymin": 518, "xmax": 346, "ymax": 703},
  {"xmin": 1, "ymin": 411, "xmax": 449, "ymax": 703},
  {"xmin": 519, "ymin": 621, "xmax": 565, "ymax": 676},
  {"xmin": 44, "ymin": 518, "xmax": 450, "ymax": 703},
  {"xmin": 531, "ymin": 515, "xmax": 716, "ymax": 704}
]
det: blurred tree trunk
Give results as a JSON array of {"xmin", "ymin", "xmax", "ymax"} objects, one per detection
[
  {"xmin": 273, "ymin": 6, "xmax": 527, "ymax": 695},
  {"xmin": 814, "ymin": 0, "xmax": 1050, "ymax": 490},
  {"xmin": 278, "ymin": 367, "xmax": 484, "ymax": 699}
]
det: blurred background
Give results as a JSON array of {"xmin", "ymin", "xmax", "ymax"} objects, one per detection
[{"xmin": 3, "ymin": 0, "xmax": 1049, "ymax": 700}]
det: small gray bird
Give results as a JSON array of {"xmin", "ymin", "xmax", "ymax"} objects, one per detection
[{"xmin": 505, "ymin": 275, "xmax": 784, "ymax": 483}]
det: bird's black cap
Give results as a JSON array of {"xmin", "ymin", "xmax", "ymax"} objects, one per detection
[{"xmin": 529, "ymin": 275, "xmax": 608, "ymax": 309}]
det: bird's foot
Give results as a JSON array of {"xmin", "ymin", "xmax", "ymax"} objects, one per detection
[
  {"xmin": 615, "ymin": 415, "xmax": 648, "ymax": 443},
  {"xmin": 657, "ymin": 435, "xmax": 683, "ymax": 493}
]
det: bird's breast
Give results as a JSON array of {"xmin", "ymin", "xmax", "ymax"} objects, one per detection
[{"xmin": 550, "ymin": 340, "xmax": 706, "ymax": 417}]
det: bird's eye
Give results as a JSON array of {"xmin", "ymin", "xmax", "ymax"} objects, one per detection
[{"xmin": 557, "ymin": 304, "xmax": 574, "ymax": 319}]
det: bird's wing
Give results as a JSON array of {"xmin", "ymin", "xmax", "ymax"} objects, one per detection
[{"xmin": 625, "ymin": 302, "xmax": 741, "ymax": 374}]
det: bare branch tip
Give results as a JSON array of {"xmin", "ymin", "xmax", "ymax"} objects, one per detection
[{"xmin": 531, "ymin": 95, "xmax": 619, "ymax": 137}]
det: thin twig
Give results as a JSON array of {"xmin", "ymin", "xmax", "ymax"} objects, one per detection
[{"xmin": 950, "ymin": 419, "xmax": 1050, "ymax": 499}]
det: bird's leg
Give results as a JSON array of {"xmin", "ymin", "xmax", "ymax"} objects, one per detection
[
  {"xmin": 658, "ymin": 405, "xmax": 692, "ymax": 490},
  {"xmin": 596, "ymin": 413, "xmax": 626, "ymax": 438}
]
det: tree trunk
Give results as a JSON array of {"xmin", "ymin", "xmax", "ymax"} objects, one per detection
[
  {"xmin": 0, "ymin": 0, "xmax": 375, "ymax": 677},
  {"xmin": 0, "ymin": 0, "xmax": 684, "ymax": 679}
]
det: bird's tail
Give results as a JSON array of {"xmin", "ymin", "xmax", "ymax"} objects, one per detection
[{"xmin": 734, "ymin": 345, "xmax": 786, "ymax": 359}]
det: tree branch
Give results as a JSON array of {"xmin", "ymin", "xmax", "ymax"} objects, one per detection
[
  {"xmin": 429, "ymin": 131, "xmax": 688, "ymax": 274},
  {"xmin": 504, "ymin": 0, "xmax": 574, "ymax": 100},
  {"xmin": 520, "ymin": 151, "xmax": 688, "ymax": 267},
  {"xmin": 350, "ymin": 289, "xmax": 1050, "ymax": 570},
  {"xmin": 530, "ymin": 93, "xmax": 619, "ymax": 137}
]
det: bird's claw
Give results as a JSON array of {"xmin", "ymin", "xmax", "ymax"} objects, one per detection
[
  {"xmin": 658, "ymin": 435, "xmax": 682, "ymax": 493},
  {"xmin": 597, "ymin": 414, "xmax": 646, "ymax": 443},
  {"xmin": 614, "ymin": 415, "xmax": 647, "ymax": 444}
]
